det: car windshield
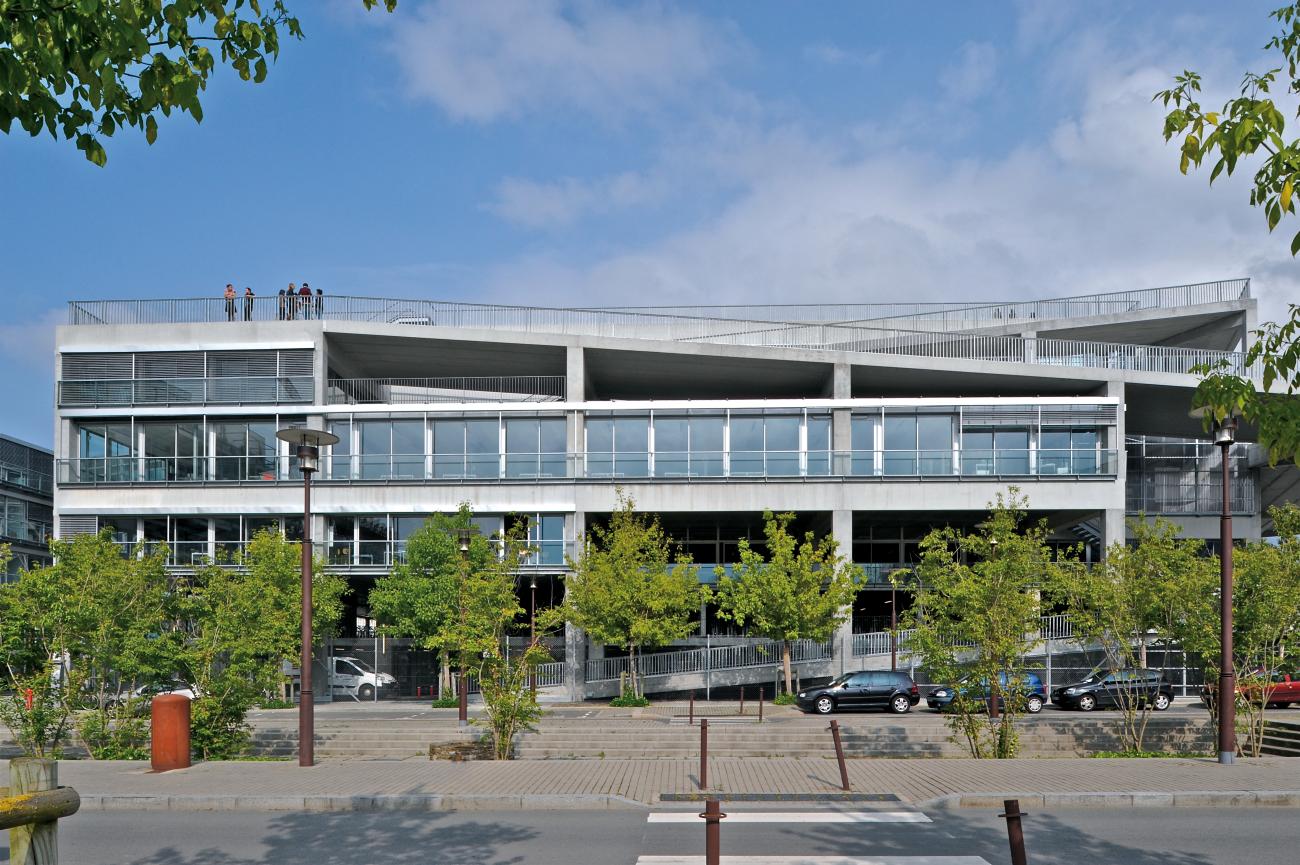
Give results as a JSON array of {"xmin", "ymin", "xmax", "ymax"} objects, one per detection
[
  {"xmin": 342, "ymin": 657, "xmax": 375, "ymax": 673},
  {"xmin": 828, "ymin": 675, "xmax": 851, "ymax": 687}
]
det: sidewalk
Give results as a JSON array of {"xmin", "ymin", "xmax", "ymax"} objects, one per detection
[{"xmin": 6, "ymin": 756, "xmax": 1298, "ymax": 812}]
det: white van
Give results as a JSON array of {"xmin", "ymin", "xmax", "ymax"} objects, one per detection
[{"xmin": 330, "ymin": 656, "xmax": 396, "ymax": 701}]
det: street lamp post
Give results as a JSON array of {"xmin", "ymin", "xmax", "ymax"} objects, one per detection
[
  {"xmin": 275, "ymin": 427, "xmax": 340, "ymax": 768},
  {"xmin": 529, "ymin": 575, "xmax": 538, "ymax": 695},
  {"xmin": 455, "ymin": 526, "xmax": 478, "ymax": 728},
  {"xmin": 885, "ymin": 584, "xmax": 898, "ymax": 672}
]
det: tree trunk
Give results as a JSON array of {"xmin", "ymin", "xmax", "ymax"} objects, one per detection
[
  {"xmin": 1138, "ymin": 634, "xmax": 1148, "ymax": 669},
  {"xmin": 440, "ymin": 655, "xmax": 452, "ymax": 699},
  {"xmin": 781, "ymin": 640, "xmax": 793, "ymax": 695}
]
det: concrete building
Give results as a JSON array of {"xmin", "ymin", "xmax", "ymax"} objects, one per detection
[
  {"xmin": 52, "ymin": 279, "xmax": 1298, "ymax": 696},
  {"xmin": 1, "ymin": 433, "xmax": 54, "ymax": 581}
]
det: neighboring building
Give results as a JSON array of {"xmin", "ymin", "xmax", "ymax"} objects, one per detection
[
  {"xmin": 1, "ymin": 433, "xmax": 54, "ymax": 581},
  {"xmin": 51, "ymin": 279, "xmax": 1298, "ymax": 695}
]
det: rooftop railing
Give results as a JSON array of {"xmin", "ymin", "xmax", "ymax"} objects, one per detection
[
  {"xmin": 327, "ymin": 376, "xmax": 565, "ymax": 405},
  {"xmin": 66, "ymin": 280, "xmax": 1259, "ymax": 380}
]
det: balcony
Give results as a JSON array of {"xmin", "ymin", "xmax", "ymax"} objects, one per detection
[
  {"xmin": 1, "ymin": 460, "xmax": 53, "ymax": 495},
  {"xmin": 57, "ymin": 448, "xmax": 1120, "ymax": 485},
  {"xmin": 58, "ymin": 376, "xmax": 315, "ymax": 408}
]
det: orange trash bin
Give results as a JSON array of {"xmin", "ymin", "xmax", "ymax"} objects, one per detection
[{"xmin": 151, "ymin": 693, "xmax": 192, "ymax": 771}]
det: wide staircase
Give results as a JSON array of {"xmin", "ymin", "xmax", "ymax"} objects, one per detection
[{"xmin": 1261, "ymin": 718, "xmax": 1300, "ymax": 757}]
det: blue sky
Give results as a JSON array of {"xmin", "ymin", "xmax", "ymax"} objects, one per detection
[{"xmin": 1, "ymin": 0, "xmax": 1294, "ymax": 446}]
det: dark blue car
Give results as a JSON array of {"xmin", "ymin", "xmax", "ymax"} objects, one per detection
[{"xmin": 926, "ymin": 671, "xmax": 1046, "ymax": 714}]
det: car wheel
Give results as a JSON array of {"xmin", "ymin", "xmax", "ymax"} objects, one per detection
[
  {"xmin": 889, "ymin": 695, "xmax": 912, "ymax": 714},
  {"xmin": 815, "ymin": 696, "xmax": 835, "ymax": 715},
  {"xmin": 1026, "ymin": 695, "xmax": 1044, "ymax": 714},
  {"xmin": 1077, "ymin": 694, "xmax": 1097, "ymax": 712},
  {"xmin": 358, "ymin": 684, "xmax": 375, "ymax": 701},
  {"xmin": 1153, "ymin": 693, "xmax": 1171, "ymax": 711}
]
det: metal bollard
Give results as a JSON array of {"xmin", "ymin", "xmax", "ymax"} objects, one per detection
[
  {"xmin": 758, "ymin": 687, "xmax": 764, "ymax": 723},
  {"xmin": 151, "ymin": 693, "xmax": 192, "ymax": 772},
  {"xmin": 999, "ymin": 799, "xmax": 1029, "ymax": 865},
  {"xmin": 739, "ymin": 688, "xmax": 745, "ymax": 716},
  {"xmin": 700, "ymin": 798, "xmax": 726, "ymax": 865},
  {"xmin": 699, "ymin": 718, "xmax": 709, "ymax": 790},
  {"xmin": 689, "ymin": 692, "xmax": 695, "ymax": 726},
  {"xmin": 829, "ymin": 719, "xmax": 850, "ymax": 792}
]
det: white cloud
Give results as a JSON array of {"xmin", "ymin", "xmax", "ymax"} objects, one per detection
[
  {"xmin": 388, "ymin": 0, "xmax": 736, "ymax": 122},
  {"xmin": 803, "ymin": 43, "xmax": 883, "ymax": 69},
  {"xmin": 940, "ymin": 41, "xmax": 999, "ymax": 102},
  {"xmin": 487, "ymin": 171, "xmax": 667, "ymax": 229}
]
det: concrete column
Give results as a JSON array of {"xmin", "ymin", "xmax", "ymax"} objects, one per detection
[
  {"xmin": 563, "ymin": 509, "xmax": 587, "ymax": 700},
  {"xmin": 832, "ymin": 363, "xmax": 852, "ymax": 474},
  {"xmin": 1022, "ymin": 331, "xmax": 1037, "ymax": 363},
  {"xmin": 1103, "ymin": 378, "xmax": 1127, "ymax": 557},
  {"xmin": 566, "ymin": 345, "xmax": 585, "ymax": 478},
  {"xmin": 832, "ymin": 509, "xmax": 854, "ymax": 676},
  {"xmin": 1102, "ymin": 508, "xmax": 1126, "ymax": 556},
  {"xmin": 313, "ymin": 331, "xmax": 328, "ymax": 406}
]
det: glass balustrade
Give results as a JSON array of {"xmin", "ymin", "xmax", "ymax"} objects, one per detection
[{"xmin": 57, "ymin": 448, "xmax": 1119, "ymax": 484}]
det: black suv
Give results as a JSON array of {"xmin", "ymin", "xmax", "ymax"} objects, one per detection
[
  {"xmin": 795, "ymin": 671, "xmax": 921, "ymax": 715},
  {"xmin": 1051, "ymin": 668, "xmax": 1174, "ymax": 712}
]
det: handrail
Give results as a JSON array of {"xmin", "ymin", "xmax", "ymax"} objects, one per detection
[
  {"xmin": 65, "ymin": 282, "xmax": 1259, "ymax": 380},
  {"xmin": 327, "ymin": 376, "xmax": 566, "ymax": 404},
  {"xmin": 585, "ymin": 638, "xmax": 832, "ymax": 682},
  {"xmin": 0, "ymin": 787, "xmax": 81, "ymax": 831}
]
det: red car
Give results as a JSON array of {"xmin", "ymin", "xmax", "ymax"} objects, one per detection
[{"xmin": 1202, "ymin": 670, "xmax": 1300, "ymax": 710}]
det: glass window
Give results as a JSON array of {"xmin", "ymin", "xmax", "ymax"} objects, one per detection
[
  {"xmin": 213, "ymin": 517, "xmax": 241, "ymax": 561},
  {"xmin": 653, "ymin": 417, "xmax": 688, "ymax": 477},
  {"xmin": 505, "ymin": 418, "xmax": 564, "ymax": 478},
  {"xmin": 357, "ymin": 516, "xmax": 388, "ymax": 564},
  {"xmin": 850, "ymin": 414, "xmax": 877, "ymax": 476},
  {"xmin": 246, "ymin": 421, "xmax": 277, "ymax": 480},
  {"xmin": 917, "ymin": 415, "xmax": 953, "ymax": 475},
  {"xmin": 690, "ymin": 416, "xmax": 724, "ymax": 477},
  {"xmin": 173, "ymin": 517, "xmax": 208, "ymax": 566},
  {"xmin": 328, "ymin": 517, "xmax": 354, "ymax": 565},
  {"xmin": 962, "ymin": 430, "xmax": 994, "ymax": 475},
  {"xmin": 358, "ymin": 420, "xmax": 390, "ymax": 480},
  {"xmin": 729, "ymin": 415, "xmax": 764, "ymax": 476},
  {"xmin": 1039, "ymin": 430, "xmax": 1071, "ymax": 476},
  {"xmin": 614, "ymin": 417, "xmax": 648, "ymax": 477},
  {"xmin": 807, "ymin": 414, "xmax": 832, "ymax": 476},
  {"xmin": 585, "ymin": 418, "xmax": 614, "ymax": 477},
  {"xmin": 883, "ymin": 415, "xmax": 917, "ymax": 476},
  {"xmin": 465, "ymin": 418, "xmax": 500, "ymax": 479},
  {"xmin": 995, "ymin": 429, "xmax": 1030, "ymax": 474},
  {"xmin": 766, "ymin": 416, "xmax": 800, "ymax": 476},
  {"xmin": 1072, "ymin": 429, "xmax": 1099, "ymax": 474},
  {"xmin": 329, "ymin": 420, "xmax": 352, "ymax": 480},
  {"xmin": 390, "ymin": 420, "xmax": 424, "ymax": 479},
  {"xmin": 433, "ymin": 419, "xmax": 465, "ymax": 478},
  {"xmin": 539, "ymin": 418, "xmax": 566, "ymax": 477}
]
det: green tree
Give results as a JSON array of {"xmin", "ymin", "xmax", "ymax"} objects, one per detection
[
  {"xmin": 0, "ymin": 531, "xmax": 171, "ymax": 758},
  {"xmin": 1155, "ymin": 3, "xmax": 1300, "ymax": 464},
  {"xmin": 897, "ymin": 490, "xmax": 1062, "ymax": 759},
  {"xmin": 1, "ymin": 0, "xmax": 396, "ymax": 166},
  {"xmin": 176, "ymin": 528, "xmax": 345, "ymax": 758},
  {"xmin": 550, "ymin": 493, "xmax": 706, "ymax": 699},
  {"xmin": 369, "ymin": 506, "xmax": 525, "ymax": 699},
  {"xmin": 1165, "ymin": 504, "xmax": 1300, "ymax": 756},
  {"xmin": 714, "ymin": 511, "xmax": 861, "ymax": 696},
  {"xmin": 1047, "ymin": 518, "xmax": 1213, "ymax": 753}
]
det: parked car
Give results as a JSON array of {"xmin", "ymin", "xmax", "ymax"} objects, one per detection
[
  {"xmin": 106, "ymin": 680, "xmax": 198, "ymax": 711},
  {"xmin": 927, "ymin": 672, "xmax": 1046, "ymax": 714},
  {"xmin": 1202, "ymin": 669, "xmax": 1300, "ymax": 710},
  {"xmin": 1051, "ymin": 668, "xmax": 1173, "ymax": 712},
  {"xmin": 330, "ymin": 656, "xmax": 396, "ymax": 701},
  {"xmin": 796, "ymin": 671, "xmax": 920, "ymax": 715}
]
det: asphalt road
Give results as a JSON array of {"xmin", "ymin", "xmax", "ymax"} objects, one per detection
[{"xmin": 12, "ymin": 806, "xmax": 1291, "ymax": 865}]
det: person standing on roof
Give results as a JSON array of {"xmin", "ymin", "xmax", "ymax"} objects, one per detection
[
  {"xmin": 287, "ymin": 283, "xmax": 297, "ymax": 320},
  {"xmin": 224, "ymin": 284, "xmax": 236, "ymax": 321},
  {"xmin": 315, "ymin": 286, "xmax": 324, "ymax": 319},
  {"xmin": 278, "ymin": 288, "xmax": 287, "ymax": 320},
  {"xmin": 299, "ymin": 282, "xmax": 312, "ymax": 320},
  {"xmin": 243, "ymin": 286, "xmax": 255, "ymax": 321}
]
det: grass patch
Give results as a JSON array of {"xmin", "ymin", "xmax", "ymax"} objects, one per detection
[
  {"xmin": 226, "ymin": 755, "xmax": 293, "ymax": 761},
  {"xmin": 256, "ymin": 699, "xmax": 295, "ymax": 710},
  {"xmin": 429, "ymin": 696, "xmax": 460, "ymax": 708},
  {"xmin": 609, "ymin": 694, "xmax": 651, "ymax": 707},
  {"xmin": 772, "ymin": 692, "xmax": 797, "ymax": 706}
]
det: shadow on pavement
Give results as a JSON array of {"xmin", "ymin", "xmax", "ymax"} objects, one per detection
[{"xmin": 94, "ymin": 811, "xmax": 539, "ymax": 865}]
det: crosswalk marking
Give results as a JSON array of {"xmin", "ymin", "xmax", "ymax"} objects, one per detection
[
  {"xmin": 647, "ymin": 811, "xmax": 932, "ymax": 824},
  {"xmin": 635, "ymin": 857, "xmax": 993, "ymax": 864}
]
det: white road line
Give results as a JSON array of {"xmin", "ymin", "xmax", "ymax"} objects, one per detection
[
  {"xmin": 636, "ymin": 857, "xmax": 992, "ymax": 865},
  {"xmin": 646, "ymin": 812, "xmax": 932, "ymax": 824}
]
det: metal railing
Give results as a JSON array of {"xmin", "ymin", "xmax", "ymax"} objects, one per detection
[
  {"xmin": 58, "ymin": 448, "xmax": 1121, "ymax": 486},
  {"xmin": 1125, "ymin": 477, "xmax": 1259, "ymax": 516},
  {"xmin": 585, "ymin": 638, "xmax": 833, "ymax": 683},
  {"xmin": 58, "ymin": 376, "xmax": 315, "ymax": 407},
  {"xmin": 535, "ymin": 661, "xmax": 565, "ymax": 688},
  {"xmin": 0, "ymin": 460, "xmax": 53, "ymax": 494},
  {"xmin": 600, "ymin": 279, "xmax": 1251, "ymax": 327},
  {"xmin": 66, "ymin": 283, "xmax": 1259, "ymax": 379},
  {"xmin": 851, "ymin": 614, "xmax": 1077, "ymax": 657},
  {"xmin": 327, "ymin": 376, "xmax": 565, "ymax": 404}
]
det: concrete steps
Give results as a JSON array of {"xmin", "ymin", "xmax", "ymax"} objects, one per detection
[{"xmin": 1261, "ymin": 719, "xmax": 1300, "ymax": 757}]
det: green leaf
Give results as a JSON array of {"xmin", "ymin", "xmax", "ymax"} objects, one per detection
[{"xmin": 145, "ymin": 115, "xmax": 157, "ymax": 145}]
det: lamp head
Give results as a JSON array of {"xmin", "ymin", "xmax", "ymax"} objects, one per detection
[
  {"xmin": 276, "ymin": 428, "xmax": 340, "ymax": 477},
  {"xmin": 1189, "ymin": 406, "xmax": 1238, "ymax": 446}
]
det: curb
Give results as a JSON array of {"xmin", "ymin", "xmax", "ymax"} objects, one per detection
[
  {"xmin": 920, "ymin": 790, "xmax": 1300, "ymax": 809},
  {"xmin": 78, "ymin": 793, "xmax": 648, "ymax": 812}
]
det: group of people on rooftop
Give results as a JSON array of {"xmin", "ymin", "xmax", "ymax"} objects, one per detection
[{"xmin": 223, "ymin": 283, "xmax": 324, "ymax": 321}]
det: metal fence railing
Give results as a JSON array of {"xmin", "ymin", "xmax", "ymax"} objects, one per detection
[
  {"xmin": 66, "ymin": 282, "xmax": 1260, "ymax": 380},
  {"xmin": 535, "ymin": 661, "xmax": 565, "ymax": 688},
  {"xmin": 585, "ymin": 638, "xmax": 833, "ymax": 683},
  {"xmin": 327, "ymin": 376, "xmax": 566, "ymax": 404}
]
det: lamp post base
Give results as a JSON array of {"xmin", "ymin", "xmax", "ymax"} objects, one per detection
[{"xmin": 1218, "ymin": 751, "xmax": 1235, "ymax": 765}]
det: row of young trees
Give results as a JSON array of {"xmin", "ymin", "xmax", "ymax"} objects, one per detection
[
  {"xmin": 897, "ymin": 491, "xmax": 1300, "ymax": 759},
  {"xmin": 0, "ymin": 530, "xmax": 344, "ymax": 760}
]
